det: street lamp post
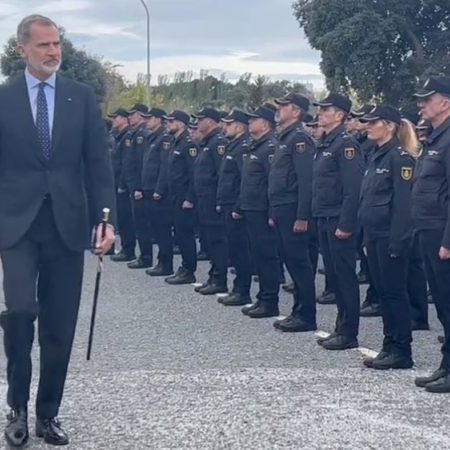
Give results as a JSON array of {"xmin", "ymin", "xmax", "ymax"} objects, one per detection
[{"xmin": 138, "ymin": 0, "xmax": 150, "ymax": 105}]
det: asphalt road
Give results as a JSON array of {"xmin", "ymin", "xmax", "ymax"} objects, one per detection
[{"xmin": 0, "ymin": 251, "xmax": 449, "ymax": 449}]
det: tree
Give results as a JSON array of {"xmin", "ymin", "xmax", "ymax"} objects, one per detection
[
  {"xmin": 1, "ymin": 34, "xmax": 109, "ymax": 103},
  {"xmin": 292, "ymin": 0, "xmax": 450, "ymax": 105}
]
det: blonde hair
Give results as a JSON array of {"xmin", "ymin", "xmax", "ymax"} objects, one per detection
[{"xmin": 396, "ymin": 118, "xmax": 420, "ymax": 158}]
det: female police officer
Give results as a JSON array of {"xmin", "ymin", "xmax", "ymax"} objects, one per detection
[{"xmin": 358, "ymin": 105, "xmax": 417, "ymax": 370}]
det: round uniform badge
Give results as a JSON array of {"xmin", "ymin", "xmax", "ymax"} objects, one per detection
[
  {"xmin": 401, "ymin": 167, "xmax": 413, "ymax": 181},
  {"xmin": 189, "ymin": 147, "xmax": 198, "ymax": 157},
  {"xmin": 163, "ymin": 142, "xmax": 171, "ymax": 151},
  {"xmin": 125, "ymin": 139, "xmax": 131, "ymax": 148},
  {"xmin": 217, "ymin": 145, "xmax": 226, "ymax": 156},
  {"xmin": 344, "ymin": 147, "xmax": 355, "ymax": 160},
  {"xmin": 296, "ymin": 142, "xmax": 306, "ymax": 153},
  {"xmin": 137, "ymin": 136, "xmax": 144, "ymax": 144}
]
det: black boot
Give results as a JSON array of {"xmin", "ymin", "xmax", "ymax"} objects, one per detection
[
  {"xmin": 369, "ymin": 353, "xmax": 413, "ymax": 370},
  {"xmin": 415, "ymin": 368, "xmax": 448, "ymax": 388},
  {"xmin": 321, "ymin": 335, "xmax": 358, "ymax": 350},
  {"xmin": 127, "ymin": 257, "xmax": 153, "ymax": 269},
  {"xmin": 241, "ymin": 301, "xmax": 261, "ymax": 316},
  {"xmin": 165, "ymin": 268, "xmax": 196, "ymax": 285},
  {"xmin": 110, "ymin": 251, "xmax": 135, "ymax": 262},
  {"xmin": 221, "ymin": 293, "xmax": 252, "ymax": 306},
  {"xmin": 146, "ymin": 261, "xmax": 173, "ymax": 277},
  {"xmin": 36, "ymin": 417, "xmax": 69, "ymax": 446},
  {"xmin": 360, "ymin": 303, "xmax": 381, "ymax": 317},
  {"xmin": 247, "ymin": 303, "xmax": 279, "ymax": 319},
  {"xmin": 198, "ymin": 283, "xmax": 228, "ymax": 296},
  {"xmin": 273, "ymin": 315, "xmax": 317, "ymax": 332},
  {"xmin": 5, "ymin": 407, "xmax": 28, "ymax": 448},
  {"xmin": 316, "ymin": 290, "xmax": 336, "ymax": 305}
]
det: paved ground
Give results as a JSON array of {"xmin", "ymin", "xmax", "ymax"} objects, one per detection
[{"xmin": 0, "ymin": 250, "xmax": 449, "ymax": 449}]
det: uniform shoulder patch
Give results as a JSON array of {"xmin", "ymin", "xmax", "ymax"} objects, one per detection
[
  {"xmin": 344, "ymin": 147, "xmax": 355, "ymax": 160},
  {"xmin": 269, "ymin": 154, "xmax": 274, "ymax": 164},
  {"xmin": 137, "ymin": 136, "xmax": 144, "ymax": 144},
  {"xmin": 163, "ymin": 142, "xmax": 171, "ymax": 151},
  {"xmin": 296, "ymin": 142, "xmax": 306, "ymax": 153},
  {"xmin": 217, "ymin": 145, "xmax": 226, "ymax": 156},
  {"xmin": 125, "ymin": 139, "xmax": 132, "ymax": 148},
  {"xmin": 401, "ymin": 166, "xmax": 413, "ymax": 181},
  {"xmin": 189, "ymin": 147, "xmax": 198, "ymax": 157}
]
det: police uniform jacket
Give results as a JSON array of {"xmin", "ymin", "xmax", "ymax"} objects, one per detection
[
  {"xmin": 141, "ymin": 126, "xmax": 172, "ymax": 195},
  {"xmin": 238, "ymin": 132, "xmax": 277, "ymax": 212},
  {"xmin": 268, "ymin": 121, "xmax": 315, "ymax": 220},
  {"xmin": 312, "ymin": 124, "xmax": 364, "ymax": 233},
  {"xmin": 412, "ymin": 117, "xmax": 450, "ymax": 247},
  {"xmin": 111, "ymin": 127, "xmax": 131, "ymax": 188},
  {"xmin": 194, "ymin": 128, "xmax": 228, "ymax": 197},
  {"xmin": 168, "ymin": 129, "xmax": 198, "ymax": 204},
  {"xmin": 216, "ymin": 133, "xmax": 249, "ymax": 208},
  {"xmin": 358, "ymin": 133, "xmax": 377, "ymax": 165},
  {"xmin": 121, "ymin": 123, "xmax": 148, "ymax": 192},
  {"xmin": 359, "ymin": 137, "xmax": 414, "ymax": 255}
]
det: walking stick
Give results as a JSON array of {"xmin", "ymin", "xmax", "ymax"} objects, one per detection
[{"xmin": 87, "ymin": 208, "xmax": 110, "ymax": 361}]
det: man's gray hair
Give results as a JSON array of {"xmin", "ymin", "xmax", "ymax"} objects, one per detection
[{"xmin": 17, "ymin": 15, "xmax": 58, "ymax": 45}]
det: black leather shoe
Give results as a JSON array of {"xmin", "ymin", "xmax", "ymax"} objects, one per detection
[
  {"xmin": 317, "ymin": 332, "xmax": 337, "ymax": 346},
  {"xmin": 274, "ymin": 316, "xmax": 317, "ymax": 333},
  {"xmin": 321, "ymin": 335, "xmax": 358, "ymax": 350},
  {"xmin": 316, "ymin": 290, "xmax": 336, "ymax": 305},
  {"xmin": 438, "ymin": 335, "xmax": 445, "ymax": 344},
  {"xmin": 127, "ymin": 258, "xmax": 153, "ymax": 269},
  {"xmin": 247, "ymin": 303, "xmax": 279, "ymax": 319},
  {"xmin": 199, "ymin": 283, "xmax": 227, "ymax": 295},
  {"xmin": 363, "ymin": 351, "xmax": 390, "ymax": 368},
  {"xmin": 415, "ymin": 368, "xmax": 448, "ymax": 388},
  {"xmin": 165, "ymin": 268, "xmax": 196, "ymax": 285},
  {"xmin": 110, "ymin": 252, "xmax": 135, "ymax": 262},
  {"xmin": 360, "ymin": 303, "xmax": 381, "ymax": 317},
  {"xmin": 5, "ymin": 407, "xmax": 28, "ymax": 448},
  {"xmin": 425, "ymin": 373, "xmax": 450, "ymax": 393},
  {"xmin": 282, "ymin": 282, "xmax": 295, "ymax": 293},
  {"xmin": 370, "ymin": 353, "xmax": 413, "ymax": 370},
  {"xmin": 241, "ymin": 301, "xmax": 260, "ymax": 316},
  {"xmin": 194, "ymin": 279, "xmax": 212, "ymax": 292},
  {"xmin": 146, "ymin": 262, "xmax": 173, "ymax": 277},
  {"xmin": 221, "ymin": 293, "xmax": 252, "ymax": 306},
  {"xmin": 411, "ymin": 321, "xmax": 430, "ymax": 331},
  {"xmin": 36, "ymin": 417, "xmax": 68, "ymax": 446},
  {"xmin": 196, "ymin": 251, "xmax": 208, "ymax": 261}
]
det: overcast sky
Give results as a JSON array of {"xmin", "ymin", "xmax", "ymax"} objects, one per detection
[{"xmin": 0, "ymin": 0, "xmax": 324, "ymax": 87}]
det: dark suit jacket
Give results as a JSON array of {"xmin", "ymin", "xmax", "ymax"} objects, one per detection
[{"xmin": 0, "ymin": 72, "xmax": 116, "ymax": 251}]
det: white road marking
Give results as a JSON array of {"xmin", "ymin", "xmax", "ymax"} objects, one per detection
[
  {"xmin": 192, "ymin": 283, "xmax": 203, "ymax": 287},
  {"xmin": 217, "ymin": 293, "xmax": 229, "ymax": 298},
  {"xmin": 315, "ymin": 331, "xmax": 331, "ymax": 339},
  {"xmin": 358, "ymin": 347, "xmax": 379, "ymax": 359}
]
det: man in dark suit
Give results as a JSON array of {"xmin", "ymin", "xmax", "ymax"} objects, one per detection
[{"xmin": 0, "ymin": 15, "xmax": 115, "ymax": 447}]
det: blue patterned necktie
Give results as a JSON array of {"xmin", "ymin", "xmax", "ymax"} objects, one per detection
[{"xmin": 36, "ymin": 82, "xmax": 51, "ymax": 159}]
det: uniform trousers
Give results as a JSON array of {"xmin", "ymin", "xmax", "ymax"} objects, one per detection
[{"xmin": 116, "ymin": 190, "xmax": 136, "ymax": 257}]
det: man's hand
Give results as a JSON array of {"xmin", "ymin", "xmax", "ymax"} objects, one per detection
[
  {"xmin": 153, "ymin": 193, "xmax": 162, "ymax": 201},
  {"xmin": 94, "ymin": 224, "xmax": 115, "ymax": 256},
  {"xmin": 268, "ymin": 218, "xmax": 275, "ymax": 228},
  {"xmin": 117, "ymin": 188, "xmax": 127, "ymax": 195},
  {"xmin": 232, "ymin": 212, "xmax": 242, "ymax": 220},
  {"xmin": 335, "ymin": 228, "xmax": 352, "ymax": 240},
  {"xmin": 293, "ymin": 220, "xmax": 308, "ymax": 234},
  {"xmin": 439, "ymin": 246, "xmax": 450, "ymax": 260},
  {"xmin": 182, "ymin": 200, "xmax": 194, "ymax": 210},
  {"xmin": 134, "ymin": 191, "xmax": 143, "ymax": 201}
]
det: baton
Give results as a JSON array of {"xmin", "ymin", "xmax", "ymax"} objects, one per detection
[{"xmin": 86, "ymin": 208, "xmax": 110, "ymax": 361}]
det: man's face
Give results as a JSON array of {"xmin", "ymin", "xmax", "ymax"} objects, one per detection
[
  {"xmin": 277, "ymin": 103, "xmax": 297, "ymax": 126},
  {"xmin": 346, "ymin": 117, "xmax": 359, "ymax": 134},
  {"xmin": 18, "ymin": 23, "xmax": 61, "ymax": 78},
  {"xmin": 419, "ymin": 94, "xmax": 450, "ymax": 122},
  {"xmin": 166, "ymin": 120, "xmax": 178, "ymax": 135},
  {"xmin": 318, "ymin": 106, "xmax": 343, "ymax": 129},
  {"xmin": 115, "ymin": 116, "xmax": 128, "ymax": 129},
  {"xmin": 223, "ymin": 122, "xmax": 239, "ymax": 139},
  {"xmin": 148, "ymin": 116, "xmax": 161, "ymax": 130},
  {"xmin": 249, "ymin": 117, "xmax": 267, "ymax": 138},
  {"xmin": 197, "ymin": 117, "xmax": 216, "ymax": 135},
  {"xmin": 129, "ymin": 112, "xmax": 143, "ymax": 127}
]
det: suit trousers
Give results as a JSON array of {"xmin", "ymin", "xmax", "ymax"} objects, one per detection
[
  {"xmin": 172, "ymin": 197, "xmax": 197, "ymax": 273},
  {"xmin": 418, "ymin": 229, "xmax": 450, "ymax": 369},
  {"xmin": 0, "ymin": 198, "xmax": 84, "ymax": 418},
  {"xmin": 366, "ymin": 237, "xmax": 412, "ymax": 356},
  {"xmin": 244, "ymin": 210, "xmax": 280, "ymax": 305},
  {"xmin": 131, "ymin": 195, "xmax": 153, "ymax": 263},
  {"xmin": 222, "ymin": 205, "xmax": 251, "ymax": 296},
  {"xmin": 144, "ymin": 191, "xmax": 173, "ymax": 269},
  {"xmin": 197, "ymin": 195, "xmax": 228, "ymax": 286},
  {"xmin": 116, "ymin": 191, "xmax": 136, "ymax": 257},
  {"xmin": 273, "ymin": 204, "xmax": 316, "ymax": 325},
  {"xmin": 318, "ymin": 217, "xmax": 360, "ymax": 340}
]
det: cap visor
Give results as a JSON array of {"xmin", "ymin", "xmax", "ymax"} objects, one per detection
[
  {"xmin": 413, "ymin": 90, "xmax": 436, "ymax": 98},
  {"xmin": 192, "ymin": 113, "xmax": 206, "ymax": 119},
  {"xmin": 274, "ymin": 98, "xmax": 290, "ymax": 105},
  {"xmin": 313, "ymin": 101, "xmax": 333, "ymax": 107},
  {"xmin": 359, "ymin": 114, "xmax": 380, "ymax": 123}
]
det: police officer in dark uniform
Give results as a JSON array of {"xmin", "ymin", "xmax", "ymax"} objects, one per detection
[
  {"xmin": 313, "ymin": 94, "xmax": 364, "ymax": 350},
  {"xmin": 235, "ymin": 105, "xmax": 280, "ymax": 318},
  {"xmin": 269, "ymin": 93, "xmax": 317, "ymax": 332},
  {"xmin": 358, "ymin": 105, "xmax": 415, "ymax": 370},
  {"xmin": 216, "ymin": 110, "xmax": 253, "ymax": 306},
  {"xmin": 136, "ymin": 108, "xmax": 175, "ymax": 277},
  {"xmin": 412, "ymin": 77, "xmax": 450, "ymax": 393},
  {"xmin": 347, "ymin": 105, "xmax": 381, "ymax": 317},
  {"xmin": 192, "ymin": 108, "xmax": 229, "ymax": 295},
  {"xmin": 108, "ymin": 108, "xmax": 137, "ymax": 262},
  {"xmin": 164, "ymin": 111, "xmax": 198, "ymax": 285},
  {"xmin": 123, "ymin": 104, "xmax": 154, "ymax": 269}
]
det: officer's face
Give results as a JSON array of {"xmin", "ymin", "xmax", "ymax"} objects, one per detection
[
  {"xmin": 223, "ymin": 122, "xmax": 238, "ymax": 139},
  {"xmin": 366, "ymin": 120, "xmax": 395, "ymax": 143},
  {"xmin": 129, "ymin": 112, "xmax": 143, "ymax": 127},
  {"xmin": 147, "ymin": 116, "xmax": 161, "ymax": 130},
  {"xmin": 18, "ymin": 23, "xmax": 61, "ymax": 79},
  {"xmin": 249, "ymin": 117, "xmax": 268, "ymax": 138},
  {"xmin": 197, "ymin": 117, "xmax": 214, "ymax": 135},
  {"xmin": 346, "ymin": 117, "xmax": 359, "ymax": 134},
  {"xmin": 318, "ymin": 106, "xmax": 344, "ymax": 130},
  {"xmin": 277, "ymin": 103, "xmax": 299, "ymax": 125},
  {"xmin": 166, "ymin": 120, "xmax": 177, "ymax": 134},
  {"xmin": 419, "ymin": 94, "xmax": 450, "ymax": 122},
  {"xmin": 115, "ymin": 116, "xmax": 128, "ymax": 129}
]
